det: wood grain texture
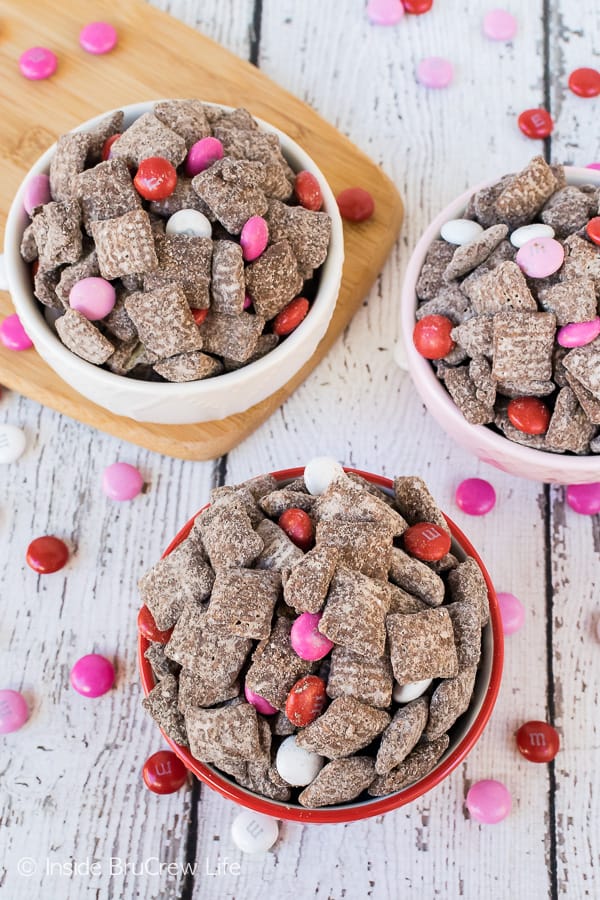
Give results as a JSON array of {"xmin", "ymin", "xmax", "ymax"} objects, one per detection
[{"xmin": 1, "ymin": 1, "xmax": 598, "ymax": 899}]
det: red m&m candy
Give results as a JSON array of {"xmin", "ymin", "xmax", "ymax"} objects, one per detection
[
  {"xmin": 413, "ymin": 314, "xmax": 455, "ymax": 359},
  {"xmin": 516, "ymin": 720, "xmax": 560, "ymax": 763},
  {"xmin": 278, "ymin": 508, "xmax": 315, "ymax": 551},
  {"xmin": 403, "ymin": 521, "xmax": 451, "ymax": 561},
  {"xmin": 101, "ymin": 133, "xmax": 121, "ymax": 161},
  {"xmin": 294, "ymin": 171, "xmax": 323, "ymax": 211},
  {"xmin": 336, "ymin": 187, "xmax": 375, "ymax": 222},
  {"xmin": 507, "ymin": 397, "xmax": 551, "ymax": 435},
  {"xmin": 137, "ymin": 606, "xmax": 173, "ymax": 643},
  {"xmin": 402, "ymin": 0, "xmax": 433, "ymax": 13},
  {"xmin": 285, "ymin": 675, "xmax": 327, "ymax": 727},
  {"xmin": 517, "ymin": 108, "xmax": 554, "ymax": 139},
  {"xmin": 143, "ymin": 750, "xmax": 188, "ymax": 794},
  {"xmin": 26, "ymin": 536, "xmax": 69, "ymax": 573},
  {"xmin": 192, "ymin": 308, "xmax": 208, "ymax": 327},
  {"xmin": 134, "ymin": 157, "xmax": 177, "ymax": 201},
  {"xmin": 273, "ymin": 297, "xmax": 309, "ymax": 336},
  {"xmin": 568, "ymin": 67, "xmax": 600, "ymax": 98},
  {"xmin": 586, "ymin": 217, "xmax": 600, "ymax": 247}
]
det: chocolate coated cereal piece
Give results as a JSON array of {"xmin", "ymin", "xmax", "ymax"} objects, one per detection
[
  {"xmin": 139, "ymin": 540, "xmax": 215, "ymax": 631},
  {"xmin": 154, "ymin": 99, "xmax": 211, "ymax": 148},
  {"xmin": 34, "ymin": 267, "xmax": 61, "ymax": 309},
  {"xmin": 85, "ymin": 109, "xmax": 124, "ymax": 162},
  {"xmin": 416, "ymin": 285, "xmax": 473, "ymax": 324},
  {"xmin": 451, "ymin": 315, "xmax": 494, "ymax": 358},
  {"xmin": 562, "ymin": 337, "xmax": 600, "ymax": 400},
  {"xmin": 20, "ymin": 223, "xmax": 38, "ymax": 263},
  {"xmin": 316, "ymin": 520, "xmax": 393, "ymax": 580},
  {"xmin": 55, "ymin": 309, "xmax": 114, "ymax": 364},
  {"xmin": 73, "ymin": 158, "xmax": 141, "ymax": 233},
  {"xmin": 222, "ymin": 334, "xmax": 279, "ymax": 371},
  {"xmin": 245, "ymin": 617, "xmax": 315, "ymax": 710},
  {"xmin": 266, "ymin": 199, "xmax": 331, "ymax": 270},
  {"xmin": 244, "ymin": 240, "xmax": 303, "ymax": 320},
  {"xmin": 416, "ymin": 240, "xmax": 455, "ymax": 300},
  {"xmin": 464, "ymin": 260, "xmax": 537, "ymax": 315},
  {"xmin": 149, "ymin": 175, "xmax": 214, "ymax": 219},
  {"xmin": 545, "ymin": 386, "xmax": 596, "ymax": 453},
  {"xmin": 375, "ymin": 697, "xmax": 429, "ymax": 775},
  {"xmin": 272, "ymin": 711, "xmax": 296, "ymax": 736},
  {"xmin": 368, "ymin": 735, "xmax": 449, "ymax": 796},
  {"xmin": 215, "ymin": 129, "xmax": 293, "ymax": 201},
  {"xmin": 388, "ymin": 584, "xmax": 429, "ymax": 615},
  {"xmin": 144, "ymin": 642, "xmax": 180, "ymax": 681},
  {"xmin": 192, "ymin": 158, "xmax": 268, "ymax": 233},
  {"xmin": 424, "ymin": 666, "xmax": 477, "ymax": 741},
  {"xmin": 387, "ymin": 608, "xmax": 459, "ymax": 683},
  {"xmin": 239, "ymin": 759, "xmax": 292, "ymax": 801},
  {"xmin": 492, "ymin": 311, "xmax": 556, "ymax": 384},
  {"xmin": 242, "ymin": 474, "xmax": 279, "ymax": 500},
  {"xmin": 319, "ymin": 565, "xmax": 391, "ymax": 658},
  {"xmin": 210, "ymin": 107, "xmax": 259, "ymax": 131},
  {"xmin": 393, "ymin": 476, "xmax": 450, "ymax": 536},
  {"xmin": 185, "ymin": 702, "xmax": 263, "ymax": 763},
  {"xmin": 298, "ymin": 757, "xmax": 376, "ymax": 808},
  {"xmin": 163, "ymin": 602, "xmax": 208, "ymax": 670},
  {"xmin": 49, "ymin": 132, "xmax": 92, "ymax": 202},
  {"xmin": 110, "ymin": 112, "xmax": 187, "ymax": 167},
  {"xmin": 170, "ymin": 616, "xmax": 251, "ymax": 690},
  {"xmin": 447, "ymin": 558, "xmax": 490, "ymax": 626},
  {"xmin": 91, "ymin": 208, "xmax": 158, "ymax": 279},
  {"xmin": 467, "ymin": 174, "xmax": 513, "ymax": 228},
  {"xmin": 207, "ymin": 568, "xmax": 281, "ymax": 639},
  {"xmin": 254, "ymin": 519, "xmax": 305, "ymax": 573},
  {"xmin": 196, "ymin": 502, "xmax": 263, "ymax": 571},
  {"xmin": 178, "ymin": 668, "xmax": 240, "ymax": 711},
  {"xmin": 153, "ymin": 351, "xmax": 222, "ymax": 382},
  {"xmin": 125, "ymin": 285, "xmax": 203, "ymax": 358},
  {"xmin": 56, "ymin": 249, "xmax": 100, "ymax": 306},
  {"xmin": 443, "ymin": 225, "xmax": 509, "ymax": 281},
  {"xmin": 590, "ymin": 433, "xmax": 600, "ymax": 453},
  {"xmin": 296, "ymin": 696, "xmax": 390, "ymax": 759},
  {"xmin": 565, "ymin": 373, "xmax": 600, "ymax": 425},
  {"xmin": 541, "ymin": 186, "xmax": 596, "ymax": 238},
  {"xmin": 560, "ymin": 235, "xmax": 600, "ymax": 291},
  {"xmin": 142, "ymin": 674, "xmax": 188, "ymax": 747},
  {"xmin": 388, "ymin": 548, "xmax": 445, "ymax": 607},
  {"xmin": 209, "ymin": 484, "xmax": 264, "ymax": 527},
  {"xmin": 259, "ymin": 488, "xmax": 316, "ymax": 518},
  {"xmin": 316, "ymin": 477, "xmax": 407, "ymax": 536},
  {"xmin": 326, "ymin": 645, "xmax": 393, "ymax": 709},
  {"xmin": 32, "ymin": 200, "xmax": 82, "ymax": 269},
  {"xmin": 446, "ymin": 600, "xmax": 482, "ymax": 669},
  {"xmin": 537, "ymin": 278, "xmax": 597, "ymax": 326},
  {"xmin": 144, "ymin": 234, "xmax": 212, "ymax": 309},
  {"xmin": 494, "ymin": 156, "xmax": 560, "ymax": 222},
  {"xmin": 283, "ymin": 545, "xmax": 338, "ymax": 614},
  {"xmin": 211, "ymin": 240, "xmax": 245, "ymax": 315},
  {"xmin": 198, "ymin": 309, "xmax": 265, "ymax": 363},
  {"xmin": 469, "ymin": 356, "xmax": 496, "ymax": 408},
  {"xmin": 495, "ymin": 378, "xmax": 555, "ymax": 398},
  {"xmin": 444, "ymin": 366, "xmax": 495, "ymax": 425}
]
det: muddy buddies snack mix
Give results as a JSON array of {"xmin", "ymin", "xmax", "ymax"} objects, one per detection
[
  {"xmin": 20, "ymin": 103, "xmax": 332, "ymax": 382},
  {"xmin": 140, "ymin": 467, "xmax": 491, "ymax": 808},
  {"xmin": 413, "ymin": 156, "xmax": 600, "ymax": 455}
]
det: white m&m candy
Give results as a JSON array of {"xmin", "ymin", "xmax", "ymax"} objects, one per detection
[
  {"xmin": 0, "ymin": 424, "xmax": 27, "ymax": 463},
  {"xmin": 440, "ymin": 218, "xmax": 484, "ymax": 246},
  {"xmin": 304, "ymin": 457, "xmax": 345, "ymax": 496},
  {"xmin": 392, "ymin": 678, "xmax": 433, "ymax": 704},
  {"xmin": 510, "ymin": 223, "xmax": 555, "ymax": 248},
  {"xmin": 275, "ymin": 735, "xmax": 325, "ymax": 786},
  {"xmin": 166, "ymin": 208, "xmax": 212, "ymax": 238},
  {"xmin": 231, "ymin": 810, "xmax": 279, "ymax": 854}
]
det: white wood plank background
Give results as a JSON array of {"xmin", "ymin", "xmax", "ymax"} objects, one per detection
[{"xmin": 1, "ymin": 1, "xmax": 599, "ymax": 898}]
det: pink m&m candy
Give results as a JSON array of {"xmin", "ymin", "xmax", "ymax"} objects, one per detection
[
  {"xmin": 79, "ymin": 21, "xmax": 118, "ymax": 55},
  {"xmin": 482, "ymin": 9, "xmax": 517, "ymax": 41},
  {"xmin": 0, "ymin": 689, "xmax": 29, "ymax": 734},
  {"xmin": 516, "ymin": 237, "xmax": 564, "ymax": 279},
  {"xmin": 586, "ymin": 162, "xmax": 600, "ymax": 171},
  {"xmin": 70, "ymin": 654, "xmax": 115, "ymax": 697},
  {"xmin": 417, "ymin": 57, "xmax": 454, "ymax": 89},
  {"xmin": 0, "ymin": 314, "xmax": 33, "ymax": 351},
  {"xmin": 455, "ymin": 478, "xmax": 496, "ymax": 516},
  {"xmin": 102, "ymin": 462, "xmax": 144, "ymax": 501},
  {"xmin": 243, "ymin": 293, "xmax": 253, "ymax": 310},
  {"xmin": 69, "ymin": 277, "xmax": 116, "ymax": 321},
  {"xmin": 23, "ymin": 173, "xmax": 51, "ymax": 215},
  {"xmin": 367, "ymin": 0, "xmax": 405, "ymax": 25},
  {"xmin": 240, "ymin": 216, "xmax": 269, "ymax": 262},
  {"xmin": 244, "ymin": 684, "xmax": 277, "ymax": 715},
  {"xmin": 566, "ymin": 482, "xmax": 600, "ymax": 516},
  {"xmin": 466, "ymin": 779, "xmax": 511, "ymax": 824},
  {"xmin": 497, "ymin": 592, "xmax": 525, "ymax": 635},
  {"xmin": 290, "ymin": 612, "xmax": 334, "ymax": 661},
  {"xmin": 185, "ymin": 137, "xmax": 224, "ymax": 177},
  {"xmin": 19, "ymin": 47, "xmax": 57, "ymax": 80},
  {"xmin": 557, "ymin": 317, "xmax": 600, "ymax": 348}
]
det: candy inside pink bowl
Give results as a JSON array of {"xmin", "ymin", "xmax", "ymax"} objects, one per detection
[{"xmin": 400, "ymin": 165, "xmax": 600, "ymax": 485}]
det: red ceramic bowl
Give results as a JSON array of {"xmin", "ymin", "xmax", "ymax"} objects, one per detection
[{"xmin": 139, "ymin": 467, "xmax": 504, "ymax": 824}]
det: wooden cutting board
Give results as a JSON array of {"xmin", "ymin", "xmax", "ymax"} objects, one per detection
[{"xmin": 0, "ymin": 0, "xmax": 403, "ymax": 460}]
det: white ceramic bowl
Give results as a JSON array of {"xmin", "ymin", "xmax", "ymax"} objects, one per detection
[
  {"xmin": 400, "ymin": 166, "xmax": 600, "ymax": 485},
  {"xmin": 4, "ymin": 101, "xmax": 344, "ymax": 425}
]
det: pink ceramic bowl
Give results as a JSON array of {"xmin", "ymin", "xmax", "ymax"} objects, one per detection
[{"xmin": 400, "ymin": 166, "xmax": 600, "ymax": 485}]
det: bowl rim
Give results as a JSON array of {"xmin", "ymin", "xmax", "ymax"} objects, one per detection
[
  {"xmin": 4, "ymin": 100, "xmax": 344, "ymax": 400},
  {"xmin": 138, "ymin": 466, "xmax": 504, "ymax": 824},
  {"xmin": 400, "ymin": 165, "xmax": 600, "ymax": 483}
]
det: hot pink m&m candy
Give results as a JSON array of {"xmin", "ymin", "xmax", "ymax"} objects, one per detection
[
  {"xmin": 0, "ymin": 314, "xmax": 33, "ymax": 351},
  {"xmin": 482, "ymin": 9, "xmax": 517, "ymax": 41},
  {"xmin": 244, "ymin": 684, "xmax": 277, "ymax": 715},
  {"xmin": 243, "ymin": 293, "xmax": 253, "ymax": 310},
  {"xmin": 291, "ymin": 613, "xmax": 334, "ymax": 661},
  {"xmin": 455, "ymin": 478, "xmax": 496, "ymax": 516},
  {"xmin": 497, "ymin": 592, "xmax": 525, "ymax": 635},
  {"xmin": 566, "ymin": 482, "xmax": 600, "ymax": 515},
  {"xmin": 367, "ymin": 0, "xmax": 405, "ymax": 25},
  {"xmin": 516, "ymin": 237, "xmax": 564, "ymax": 278},
  {"xmin": 466, "ymin": 779, "xmax": 511, "ymax": 824},
  {"xmin": 417, "ymin": 56, "xmax": 454, "ymax": 89},
  {"xmin": 69, "ymin": 277, "xmax": 116, "ymax": 321},
  {"xmin": 79, "ymin": 21, "xmax": 118, "ymax": 55},
  {"xmin": 19, "ymin": 47, "xmax": 57, "ymax": 80},
  {"xmin": 557, "ymin": 317, "xmax": 600, "ymax": 348},
  {"xmin": 70, "ymin": 654, "xmax": 115, "ymax": 697},
  {"xmin": 586, "ymin": 163, "xmax": 600, "ymax": 171},
  {"xmin": 0, "ymin": 689, "xmax": 29, "ymax": 734},
  {"xmin": 102, "ymin": 462, "xmax": 144, "ymax": 501},
  {"xmin": 185, "ymin": 137, "xmax": 224, "ymax": 177},
  {"xmin": 23, "ymin": 173, "xmax": 51, "ymax": 215},
  {"xmin": 240, "ymin": 216, "xmax": 269, "ymax": 262}
]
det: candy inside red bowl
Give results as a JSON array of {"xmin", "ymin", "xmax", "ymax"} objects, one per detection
[{"xmin": 138, "ymin": 466, "xmax": 503, "ymax": 824}]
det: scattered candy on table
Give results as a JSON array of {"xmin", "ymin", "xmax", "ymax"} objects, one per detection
[
  {"xmin": 244, "ymin": 684, "xmax": 277, "ymax": 715},
  {"xmin": 142, "ymin": 750, "xmax": 188, "ymax": 794},
  {"xmin": 275, "ymin": 735, "xmax": 324, "ymax": 786},
  {"xmin": 366, "ymin": 0, "xmax": 405, "ymax": 26},
  {"xmin": 466, "ymin": 779, "xmax": 512, "ymax": 824},
  {"xmin": 516, "ymin": 721, "xmax": 560, "ymax": 763},
  {"xmin": 134, "ymin": 156, "xmax": 177, "ymax": 201},
  {"xmin": 482, "ymin": 8, "xmax": 517, "ymax": 41},
  {"xmin": 516, "ymin": 237, "xmax": 564, "ymax": 278},
  {"xmin": 19, "ymin": 46, "xmax": 57, "ymax": 80},
  {"xmin": 102, "ymin": 462, "xmax": 144, "ymax": 501},
  {"xmin": 416, "ymin": 56, "xmax": 454, "ymax": 89},
  {"xmin": 403, "ymin": 522, "xmax": 451, "ymax": 561},
  {"xmin": 402, "ymin": 0, "xmax": 433, "ymax": 13},
  {"xmin": 568, "ymin": 67, "xmax": 600, "ymax": 98},
  {"xmin": 185, "ymin": 137, "xmax": 224, "ymax": 177},
  {"xmin": 290, "ymin": 612, "xmax": 334, "ymax": 661},
  {"xmin": 496, "ymin": 592, "xmax": 525, "ymax": 635},
  {"xmin": 138, "ymin": 606, "xmax": 173, "ymax": 644},
  {"xmin": 586, "ymin": 162, "xmax": 600, "ymax": 171},
  {"xmin": 509, "ymin": 223, "xmax": 554, "ymax": 249},
  {"xmin": 517, "ymin": 108, "xmax": 554, "ymax": 139},
  {"xmin": 26, "ymin": 536, "xmax": 69, "ymax": 574},
  {"xmin": 278, "ymin": 508, "xmax": 315, "ymax": 551},
  {"xmin": 272, "ymin": 297, "xmax": 309, "ymax": 336},
  {"xmin": 412, "ymin": 314, "xmax": 455, "ymax": 359},
  {"xmin": 565, "ymin": 483, "xmax": 600, "ymax": 516},
  {"xmin": 69, "ymin": 277, "xmax": 116, "ymax": 321},
  {"xmin": 303, "ymin": 457, "xmax": 345, "ymax": 495},
  {"xmin": 586, "ymin": 217, "xmax": 600, "ymax": 246},
  {"xmin": 557, "ymin": 317, "xmax": 600, "ymax": 349},
  {"xmin": 79, "ymin": 21, "xmax": 118, "ymax": 55},
  {"xmin": 0, "ymin": 424, "xmax": 27, "ymax": 464},
  {"xmin": 23, "ymin": 173, "xmax": 51, "ymax": 215},
  {"xmin": 0, "ymin": 314, "xmax": 33, "ymax": 351},
  {"xmin": 285, "ymin": 675, "xmax": 327, "ymax": 727},
  {"xmin": 336, "ymin": 187, "xmax": 375, "ymax": 222},
  {"xmin": 240, "ymin": 216, "xmax": 269, "ymax": 262},
  {"xmin": 231, "ymin": 810, "xmax": 279, "ymax": 854},
  {"xmin": 455, "ymin": 478, "xmax": 496, "ymax": 516},
  {"xmin": 0, "ymin": 689, "xmax": 29, "ymax": 734},
  {"xmin": 392, "ymin": 678, "xmax": 432, "ymax": 703},
  {"xmin": 294, "ymin": 171, "xmax": 323, "ymax": 211},
  {"xmin": 440, "ymin": 218, "xmax": 484, "ymax": 246},
  {"xmin": 70, "ymin": 653, "xmax": 115, "ymax": 698},
  {"xmin": 507, "ymin": 397, "xmax": 551, "ymax": 435}
]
